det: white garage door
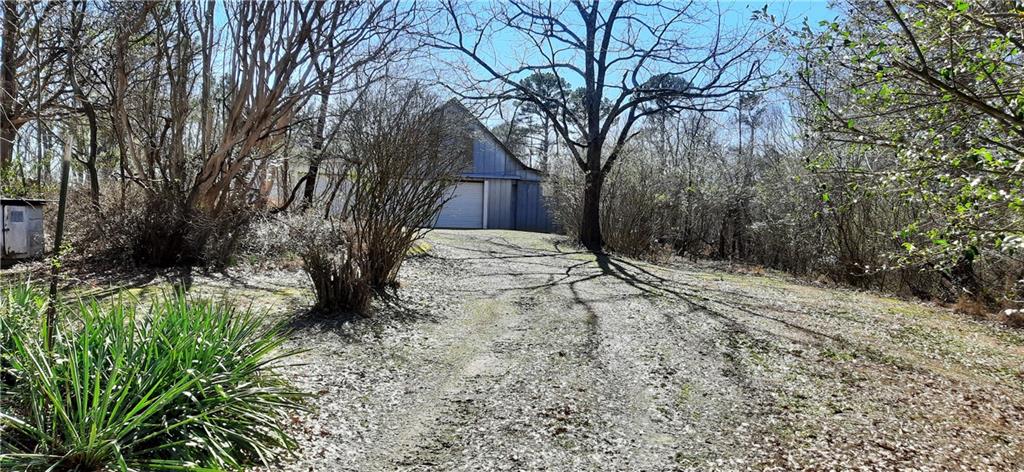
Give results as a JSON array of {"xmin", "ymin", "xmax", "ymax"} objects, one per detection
[{"xmin": 435, "ymin": 182, "xmax": 484, "ymax": 228}]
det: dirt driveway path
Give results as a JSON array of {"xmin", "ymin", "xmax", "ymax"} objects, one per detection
[{"xmin": 268, "ymin": 230, "xmax": 1024, "ymax": 471}]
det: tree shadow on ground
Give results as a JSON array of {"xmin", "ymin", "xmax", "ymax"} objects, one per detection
[
  {"xmin": 591, "ymin": 252, "xmax": 844, "ymax": 347},
  {"xmin": 285, "ymin": 292, "xmax": 439, "ymax": 343},
  {"xmin": 439, "ymin": 232, "xmax": 843, "ymax": 353},
  {"xmin": 57, "ymin": 264, "xmax": 193, "ymax": 301}
]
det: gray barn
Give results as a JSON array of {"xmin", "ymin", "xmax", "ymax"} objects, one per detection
[
  {"xmin": 433, "ymin": 100, "xmax": 553, "ymax": 232},
  {"xmin": 265, "ymin": 100, "xmax": 554, "ymax": 232}
]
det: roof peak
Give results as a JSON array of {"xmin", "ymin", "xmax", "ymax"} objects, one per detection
[{"xmin": 441, "ymin": 98, "xmax": 541, "ymax": 174}]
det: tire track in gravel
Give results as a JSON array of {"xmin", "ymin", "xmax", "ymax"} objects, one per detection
[
  {"xmin": 285, "ymin": 231, "xmax": 799, "ymax": 471},
  {"xmin": 381, "ymin": 293, "xmax": 523, "ymax": 468},
  {"xmin": 361, "ymin": 234, "xmax": 579, "ymax": 469},
  {"xmin": 374, "ymin": 233, "xmax": 612, "ymax": 470},
  {"xmin": 269, "ymin": 229, "xmax": 1024, "ymax": 471},
  {"xmin": 392, "ymin": 232, "xmax": 774, "ymax": 470}
]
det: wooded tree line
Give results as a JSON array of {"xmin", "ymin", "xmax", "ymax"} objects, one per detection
[
  {"xmin": 0, "ymin": 0, "xmax": 466, "ymax": 313},
  {"xmin": 492, "ymin": 0, "xmax": 1024, "ymax": 308},
  {"xmin": 1, "ymin": 0, "xmax": 1022, "ymax": 312},
  {"xmin": 0, "ymin": 1, "xmax": 414, "ymax": 266}
]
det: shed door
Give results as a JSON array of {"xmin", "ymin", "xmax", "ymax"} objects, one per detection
[
  {"xmin": 2, "ymin": 205, "xmax": 29, "ymax": 255},
  {"xmin": 435, "ymin": 182, "xmax": 484, "ymax": 229}
]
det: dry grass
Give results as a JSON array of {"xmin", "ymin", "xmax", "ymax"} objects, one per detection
[{"xmin": 954, "ymin": 294, "xmax": 992, "ymax": 319}]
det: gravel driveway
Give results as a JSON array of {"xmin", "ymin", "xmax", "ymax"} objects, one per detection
[{"xmin": 254, "ymin": 229, "xmax": 1024, "ymax": 471}]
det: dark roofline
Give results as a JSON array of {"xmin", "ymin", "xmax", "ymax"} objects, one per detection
[
  {"xmin": 1, "ymin": 196, "xmax": 50, "ymax": 205},
  {"xmin": 441, "ymin": 99, "xmax": 543, "ymax": 174}
]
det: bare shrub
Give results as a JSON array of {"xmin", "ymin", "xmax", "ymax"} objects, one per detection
[
  {"xmin": 287, "ymin": 216, "xmax": 373, "ymax": 313},
  {"xmin": 67, "ymin": 186, "xmax": 254, "ymax": 267},
  {"xmin": 599, "ymin": 156, "xmax": 674, "ymax": 258},
  {"xmin": 294, "ymin": 85, "xmax": 465, "ymax": 312},
  {"xmin": 544, "ymin": 163, "xmax": 584, "ymax": 241},
  {"xmin": 339, "ymin": 87, "xmax": 466, "ymax": 290}
]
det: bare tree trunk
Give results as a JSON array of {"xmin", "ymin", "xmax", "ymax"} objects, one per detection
[
  {"xmin": 46, "ymin": 133, "xmax": 73, "ymax": 351},
  {"xmin": 579, "ymin": 6, "xmax": 606, "ymax": 253},
  {"xmin": 579, "ymin": 165, "xmax": 604, "ymax": 251},
  {"xmin": 718, "ymin": 217, "xmax": 728, "ymax": 258},
  {"xmin": 540, "ymin": 114, "xmax": 550, "ymax": 173},
  {"xmin": 200, "ymin": 0, "xmax": 214, "ymax": 158},
  {"xmin": 83, "ymin": 106, "xmax": 99, "ymax": 207},
  {"xmin": 68, "ymin": 0, "xmax": 99, "ymax": 208},
  {"xmin": 301, "ymin": 87, "xmax": 331, "ymax": 209},
  {"xmin": 0, "ymin": 0, "xmax": 19, "ymax": 173}
]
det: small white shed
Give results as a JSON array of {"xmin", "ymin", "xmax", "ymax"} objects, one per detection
[{"xmin": 1, "ymin": 197, "xmax": 46, "ymax": 265}]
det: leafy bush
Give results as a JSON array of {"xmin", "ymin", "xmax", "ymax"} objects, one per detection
[{"xmin": 0, "ymin": 290, "xmax": 304, "ymax": 471}]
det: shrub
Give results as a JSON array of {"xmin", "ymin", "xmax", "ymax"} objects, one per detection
[
  {"xmin": 290, "ymin": 216, "xmax": 375, "ymax": 313},
  {"xmin": 598, "ymin": 157, "xmax": 674, "ymax": 258},
  {"xmin": 338, "ymin": 85, "xmax": 465, "ymax": 291},
  {"xmin": 546, "ymin": 152, "xmax": 672, "ymax": 258},
  {"xmin": 68, "ymin": 186, "xmax": 254, "ymax": 267},
  {"xmin": 0, "ymin": 290, "xmax": 304, "ymax": 471},
  {"xmin": 288, "ymin": 84, "xmax": 465, "ymax": 313}
]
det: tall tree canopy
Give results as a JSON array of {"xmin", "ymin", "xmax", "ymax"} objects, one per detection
[{"xmin": 428, "ymin": 0, "xmax": 778, "ymax": 250}]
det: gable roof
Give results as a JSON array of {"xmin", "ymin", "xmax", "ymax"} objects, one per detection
[{"xmin": 440, "ymin": 99, "xmax": 541, "ymax": 174}]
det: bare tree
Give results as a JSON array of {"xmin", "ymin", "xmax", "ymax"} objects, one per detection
[
  {"xmin": 0, "ymin": 1, "xmax": 63, "ymax": 177},
  {"xmin": 427, "ymin": 0, "xmax": 778, "ymax": 250},
  {"xmin": 0, "ymin": 0, "xmax": 18, "ymax": 174},
  {"xmin": 64, "ymin": 0, "xmax": 101, "ymax": 208},
  {"xmin": 299, "ymin": 50, "xmax": 339, "ymax": 210},
  {"xmin": 101, "ymin": 1, "xmax": 407, "ymax": 265},
  {"xmin": 267, "ymin": 2, "xmax": 412, "ymax": 213}
]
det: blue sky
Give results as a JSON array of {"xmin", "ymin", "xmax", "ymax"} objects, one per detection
[
  {"xmin": 428, "ymin": 1, "xmax": 843, "ymax": 145},
  {"xmin": 446, "ymin": 1, "xmax": 840, "ymax": 86},
  {"xmin": 211, "ymin": 0, "xmax": 840, "ymax": 126},
  {"xmin": 440, "ymin": 1, "xmax": 839, "ymax": 123},
  {"xmin": 751, "ymin": 0, "xmax": 837, "ymax": 23},
  {"xmin": 209, "ymin": 1, "xmax": 840, "ymax": 88}
]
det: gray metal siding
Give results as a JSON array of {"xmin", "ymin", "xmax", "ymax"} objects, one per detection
[
  {"xmin": 471, "ymin": 126, "xmax": 536, "ymax": 178},
  {"xmin": 514, "ymin": 181, "xmax": 552, "ymax": 232},
  {"xmin": 449, "ymin": 109, "xmax": 552, "ymax": 232},
  {"xmin": 472, "ymin": 138, "xmax": 507, "ymax": 175},
  {"xmin": 486, "ymin": 179, "xmax": 513, "ymax": 229}
]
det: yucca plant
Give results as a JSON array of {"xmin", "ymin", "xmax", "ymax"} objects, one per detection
[
  {"xmin": 0, "ymin": 290, "xmax": 305, "ymax": 471},
  {"xmin": 0, "ymin": 283, "xmax": 45, "ymax": 386}
]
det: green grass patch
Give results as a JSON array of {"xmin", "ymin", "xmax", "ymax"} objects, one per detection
[
  {"xmin": 406, "ymin": 240, "xmax": 433, "ymax": 257},
  {"xmin": 820, "ymin": 345, "xmax": 857, "ymax": 362}
]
